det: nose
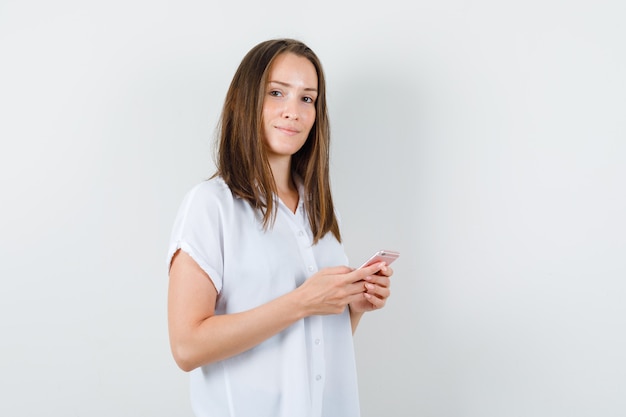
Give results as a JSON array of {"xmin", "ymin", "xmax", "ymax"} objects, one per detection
[{"xmin": 282, "ymin": 100, "xmax": 299, "ymax": 120}]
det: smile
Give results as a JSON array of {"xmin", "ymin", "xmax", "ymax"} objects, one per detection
[{"xmin": 274, "ymin": 126, "xmax": 300, "ymax": 136}]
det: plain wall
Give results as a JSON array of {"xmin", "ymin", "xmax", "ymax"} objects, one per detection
[{"xmin": 1, "ymin": 1, "xmax": 624, "ymax": 416}]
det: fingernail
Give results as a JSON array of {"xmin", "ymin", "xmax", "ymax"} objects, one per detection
[{"xmin": 365, "ymin": 283, "xmax": 375, "ymax": 290}]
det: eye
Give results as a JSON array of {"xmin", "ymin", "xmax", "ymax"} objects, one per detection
[
  {"xmin": 302, "ymin": 96, "xmax": 315, "ymax": 104},
  {"xmin": 268, "ymin": 90, "xmax": 282, "ymax": 97}
]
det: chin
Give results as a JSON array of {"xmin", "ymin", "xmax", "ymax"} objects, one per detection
[{"xmin": 268, "ymin": 142, "xmax": 306, "ymax": 157}]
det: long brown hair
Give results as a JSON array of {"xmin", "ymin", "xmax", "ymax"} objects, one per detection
[{"xmin": 214, "ymin": 38, "xmax": 341, "ymax": 243}]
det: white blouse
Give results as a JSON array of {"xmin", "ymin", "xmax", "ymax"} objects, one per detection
[{"xmin": 167, "ymin": 177, "xmax": 361, "ymax": 417}]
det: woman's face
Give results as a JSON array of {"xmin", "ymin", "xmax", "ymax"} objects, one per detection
[{"xmin": 262, "ymin": 52, "xmax": 318, "ymax": 162}]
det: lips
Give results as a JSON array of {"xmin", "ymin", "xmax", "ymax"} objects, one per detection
[{"xmin": 274, "ymin": 125, "xmax": 300, "ymax": 136}]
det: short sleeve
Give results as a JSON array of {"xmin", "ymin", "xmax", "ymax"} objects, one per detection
[{"xmin": 167, "ymin": 182, "xmax": 225, "ymax": 293}]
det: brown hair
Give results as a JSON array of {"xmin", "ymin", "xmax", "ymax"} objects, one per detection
[{"xmin": 214, "ymin": 38, "xmax": 341, "ymax": 243}]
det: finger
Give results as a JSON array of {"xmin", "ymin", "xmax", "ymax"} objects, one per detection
[
  {"xmin": 364, "ymin": 282, "xmax": 391, "ymax": 299},
  {"xmin": 346, "ymin": 281, "xmax": 367, "ymax": 296},
  {"xmin": 349, "ymin": 262, "xmax": 386, "ymax": 283},
  {"xmin": 364, "ymin": 275, "xmax": 391, "ymax": 288},
  {"xmin": 347, "ymin": 292, "xmax": 366, "ymax": 306},
  {"xmin": 363, "ymin": 292, "xmax": 387, "ymax": 309},
  {"xmin": 374, "ymin": 265, "xmax": 393, "ymax": 277},
  {"xmin": 321, "ymin": 265, "xmax": 354, "ymax": 276}
]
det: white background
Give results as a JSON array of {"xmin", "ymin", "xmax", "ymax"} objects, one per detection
[{"xmin": 1, "ymin": 1, "xmax": 625, "ymax": 416}]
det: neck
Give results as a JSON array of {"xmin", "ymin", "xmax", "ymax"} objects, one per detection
[
  {"xmin": 268, "ymin": 155, "xmax": 295, "ymax": 194},
  {"xmin": 268, "ymin": 155, "xmax": 299, "ymax": 213}
]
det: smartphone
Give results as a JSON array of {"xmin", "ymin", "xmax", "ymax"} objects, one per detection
[{"xmin": 359, "ymin": 250, "xmax": 400, "ymax": 269}]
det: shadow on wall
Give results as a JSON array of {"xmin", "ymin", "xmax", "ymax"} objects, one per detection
[{"xmin": 330, "ymin": 64, "xmax": 429, "ymax": 265}]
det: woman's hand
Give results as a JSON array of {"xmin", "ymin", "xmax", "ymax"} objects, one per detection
[
  {"xmin": 295, "ymin": 263, "xmax": 387, "ymax": 316},
  {"xmin": 348, "ymin": 264, "xmax": 393, "ymax": 314}
]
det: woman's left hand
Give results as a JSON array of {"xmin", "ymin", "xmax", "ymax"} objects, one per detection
[{"xmin": 349, "ymin": 265, "xmax": 393, "ymax": 313}]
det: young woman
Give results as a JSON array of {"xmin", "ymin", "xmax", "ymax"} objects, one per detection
[{"xmin": 167, "ymin": 38, "xmax": 393, "ymax": 417}]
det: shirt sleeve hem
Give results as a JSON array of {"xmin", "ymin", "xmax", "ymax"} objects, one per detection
[{"xmin": 167, "ymin": 240, "xmax": 223, "ymax": 293}]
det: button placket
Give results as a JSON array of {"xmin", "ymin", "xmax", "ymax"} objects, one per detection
[{"xmin": 310, "ymin": 316, "xmax": 325, "ymax": 400}]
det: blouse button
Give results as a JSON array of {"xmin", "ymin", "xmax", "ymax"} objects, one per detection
[
  {"xmin": 308, "ymin": 265, "xmax": 314, "ymax": 272},
  {"xmin": 298, "ymin": 230, "xmax": 304, "ymax": 237},
  {"xmin": 315, "ymin": 375, "xmax": 322, "ymax": 381},
  {"xmin": 314, "ymin": 338, "xmax": 321, "ymax": 346}
]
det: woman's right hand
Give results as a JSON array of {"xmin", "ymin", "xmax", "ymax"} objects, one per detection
[{"xmin": 294, "ymin": 263, "xmax": 387, "ymax": 316}]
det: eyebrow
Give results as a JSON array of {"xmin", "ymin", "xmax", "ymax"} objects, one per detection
[{"xmin": 268, "ymin": 80, "xmax": 318, "ymax": 93}]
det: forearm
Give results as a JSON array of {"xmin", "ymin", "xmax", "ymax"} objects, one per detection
[
  {"xmin": 172, "ymin": 291, "xmax": 306, "ymax": 372},
  {"xmin": 349, "ymin": 307, "xmax": 364, "ymax": 334}
]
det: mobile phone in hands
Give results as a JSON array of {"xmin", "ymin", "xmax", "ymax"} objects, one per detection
[{"xmin": 359, "ymin": 250, "xmax": 400, "ymax": 269}]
